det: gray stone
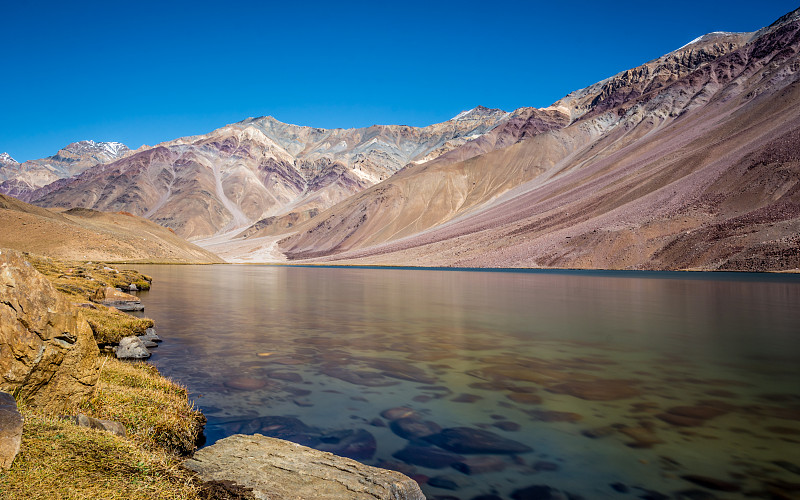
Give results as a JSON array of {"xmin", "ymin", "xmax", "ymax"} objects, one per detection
[
  {"xmin": 72, "ymin": 413, "xmax": 127, "ymax": 437},
  {"xmin": 115, "ymin": 336, "xmax": 151, "ymax": 360},
  {"xmin": 0, "ymin": 391, "xmax": 23, "ymax": 469},
  {"xmin": 142, "ymin": 327, "xmax": 162, "ymax": 342},
  {"xmin": 185, "ymin": 433, "xmax": 426, "ymax": 500},
  {"xmin": 128, "ymin": 283, "xmax": 138, "ymax": 291}
]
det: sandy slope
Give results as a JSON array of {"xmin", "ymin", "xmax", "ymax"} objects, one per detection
[{"xmin": 0, "ymin": 194, "xmax": 223, "ymax": 263}]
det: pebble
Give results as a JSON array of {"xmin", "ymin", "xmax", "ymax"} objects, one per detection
[
  {"xmin": 507, "ymin": 393, "xmax": 543, "ymax": 405},
  {"xmin": 452, "ymin": 394, "xmax": 482, "ymax": 403},
  {"xmin": 381, "ymin": 407, "xmax": 417, "ymax": 420}
]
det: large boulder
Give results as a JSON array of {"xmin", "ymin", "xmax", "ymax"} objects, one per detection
[
  {"xmin": 185, "ymin": 434, "xmax": 426, "ymax": 500},
  {"xmin": 0, "ymin": 391, "xmax": 23, "ymax": 469},
  {"xmin": 0, "ymin": 249, "xmax": 100, "ymax": 412},
  {"xmin": 91, "ymin": 286, "xmax": 143, "ymax": 311}
]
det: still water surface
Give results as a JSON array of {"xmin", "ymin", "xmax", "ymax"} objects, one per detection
[{"xmin": 132, "ymin": 265, "xmax": 800, "ymax": 499}]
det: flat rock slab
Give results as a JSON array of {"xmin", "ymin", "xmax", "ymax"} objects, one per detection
[
  {"xmin": 91, "ymin": 286, "xmax": 144, "ymax": 311},
  {"xmin": 185, "ymin": 433, "xmax": 426, "ymax": 500}
]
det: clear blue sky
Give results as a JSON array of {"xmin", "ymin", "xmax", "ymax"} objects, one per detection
[{"xmin": 2, "ymin": 1, "xmax": 797, "ymax": 162}]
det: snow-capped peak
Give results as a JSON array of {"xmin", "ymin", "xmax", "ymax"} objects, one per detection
[
  {"xmin": 0, "ymin": 152, "xmax": 18, "ymax": 164},
  {"xmin": 450, "ymin": 105, "xmax": 504, "ymax": 121},
  {"xmin": 452, "ymin": 108, "xmax": 476, "ymax": 121},
  {"xmin": 65, "ymin": 140, "xmax": 129, "ymax": 158},
  {"xmin": 676, "ymin": 31, "xmax": 737, "ymax": 51}
]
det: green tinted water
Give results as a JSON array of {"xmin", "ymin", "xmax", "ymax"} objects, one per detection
[{"xmin": 132, "ymin": 265, "xmax": 800, "ymax": 499}]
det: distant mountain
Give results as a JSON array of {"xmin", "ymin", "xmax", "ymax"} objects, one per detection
[
  {"xmin": 0, "ymin": 140, "xmax": 132, "ymax": 201},
  {"xmin": 0, "ymin": 193, "xmax": 222, "ymax": 263},
  {"xmin": 29, "ymin": 110, "xmax": 513, "ymax": 240},
  {"xmin": 0, "ymin": 153, "xmax": 17, "ymax": 166},
  {"xmin": 11, "ymin": 7, "xmax": 800, "ymax": 271},
  {"xmin": 275, "ymin": 8, "xmax": 800, "ymax": 271}
]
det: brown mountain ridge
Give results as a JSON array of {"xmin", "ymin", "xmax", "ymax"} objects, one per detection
[
  {"xmin": 6, "ymin": 7, "xmax": 800, "ymax": 271},
  {"xmin": 273, "ymin": 9, "xmax": 800, "ymax": 271},
  {"xmin": 0, "ymin": 194, "xmax": 222, "ymax": 263}
]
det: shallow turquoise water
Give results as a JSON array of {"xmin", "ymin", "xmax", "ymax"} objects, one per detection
[{"xmin": 132, "ymin": 265, "xmax": 800, "ymax": 499}]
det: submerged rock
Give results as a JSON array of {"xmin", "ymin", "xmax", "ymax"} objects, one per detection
[
  {"xmin": 393, "ymin": 444, "xmax": 464, "ymax": 469},
  {"xmin": 492, "ymin": 421, "xmax": 521, "ymax": 432},
  {"xmin": 510, "ymin": 484, "xmax": 564, "ymax": 500},
  {"xmin": 425, "ymin": 427, "xmax": 532, "ymax": 454},
  {"xmin": 428, "ymin": 475, "xmax": 460, "ymax": 490},
  {"xmin": 321, "ymin": 365, "xmax": 401, "ymax": 387},
  {"xmin": 452, "ymin": 455, "xmax": 508, "ymax": 475},
  {"xmin": 526, "ymin": 409, "xmax": 582, "ymax": 423},
  {"xmin": 391, "ymin": 417, "xmax": 442, "ymax": 441},
  {"xmin": 316, "ymin": 428, "xmax": 377, "ymax": 460},
  {"xmin": 185, "ymin": 434, "xmax": 425, "ymax": 500},
  {"xmin": 680, "ymin": 475, "xmax": 741, "ymax": 492},
  {"xmin": 547, "ymin": 379, "xmax": 640, "ymax": 401},
  {"xmin": 381, "ymin": 407, "xmax": 419, "ymax": 420},
  {"xmin": 223, "ymin": 377, "xmax": 267, "ymax": 391}
]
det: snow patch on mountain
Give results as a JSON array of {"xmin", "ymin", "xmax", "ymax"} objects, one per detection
[
  {"xmin": 0, "ymin": 152, "xmax": 18, "ymax": 164},
  {"xmin": 675, "ymin": 31, "xmax": 740, "ymax": 51}
]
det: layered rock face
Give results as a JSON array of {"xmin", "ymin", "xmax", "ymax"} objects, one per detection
[
  {"xmin": 185, "ymin": 434, "xmax": 426, "ymax": 500},
  {"xmin": 277, "ymin": 10, "xmax": 800, "ymax": 271},
  {"xmin": 0, "ymin": 249, "xmax": 100, "ymax": 412},
  {"xmin": 28, "ymin": 109, "xmax": 513, "ymax": 240}
]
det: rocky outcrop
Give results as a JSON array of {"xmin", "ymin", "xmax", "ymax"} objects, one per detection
[
  {"xmin": 0, "ymin": 249, "xmax": 100, "ymax": 412},
  {"xmin": 185, "ymin": 433, "xmax": 426, "ymax": 500},
  {"xmin": 0, "ymin": 391, "xmax": 23, "ymax": 469},
  {"xmin": 91, "ymin": 286, "xmax": 144, "ymax": 311}
]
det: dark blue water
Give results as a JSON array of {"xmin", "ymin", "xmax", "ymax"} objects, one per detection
[{"xmin": 132, "ymin": 265, "xmax": 800, "ymax": 499}]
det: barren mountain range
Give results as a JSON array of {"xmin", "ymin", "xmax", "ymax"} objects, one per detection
[{"xmin": 3, "ymin": 8, "xmax": 799, "ymax": 271}]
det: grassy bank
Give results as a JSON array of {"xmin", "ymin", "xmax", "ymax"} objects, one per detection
[{"xmin": 0, "ymin": 255, "xmax": 210, "ymax": 500}]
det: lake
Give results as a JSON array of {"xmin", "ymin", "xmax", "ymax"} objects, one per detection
[{"xmin": 131, "ymin": 265, "xmax": 800, "ymax": 499}]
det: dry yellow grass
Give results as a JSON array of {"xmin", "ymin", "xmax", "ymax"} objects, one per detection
[
  {"xmin": 79, "ymin": 357, "xmax": 206, "ymax": 456},
  {"xmin": 0, "ymin": 254, "xmax": 209, "ymax": 499},
  {"xmin": 83, "ymin": 306, "xmax": 155, "ymax": 344},
  {"xmin": 25, "ymin": 254, "xmax": 152, "ymax": 300},
  {"xmin": 0, "ymin": 409, "xmax": 200, "ymax": 500}
]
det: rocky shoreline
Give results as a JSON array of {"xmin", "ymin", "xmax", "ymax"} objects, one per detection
[{"xmin": 0, "ymin": 248, "xmax": 426, "ymax": 499}]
